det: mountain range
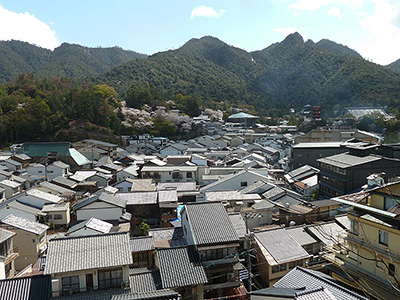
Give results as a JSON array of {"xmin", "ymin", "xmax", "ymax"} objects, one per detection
[{"xmin": 1, "ymin": 34, "xmax": 400, "ymax": 117}]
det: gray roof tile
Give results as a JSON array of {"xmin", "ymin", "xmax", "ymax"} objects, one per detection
[
  {"xmin": 0, "ymin": 214, "xmax": 49, "ymax": 235},
  {"xmin": 74, "ymin": 192, "xmax": 126, "ymax": 210},
  {"xmin": 45, "ymin": 232, "xmax": 132, "ymax": 274},
  {"xmin": 274, "ymin": 267, "xmax": 369, "ymax": 300},
  {"xmin": 129, "ymin": 269, "xmax": 161, "ymax": 293},
  {"xmin": 66, "ymin": 218, "xmax": 113, "ymax": 236},
  {"xmin": 157, "ymin": 246, "xmax": 207, "ymax": 288},
  {"xmin": 184, "ymin": 202, "xmax": 239, "ymax": 245},
  {"xmin": 111, "ymin": 289, "xmax": 180, "ymax": 300},
  {"xmin": 0, "ymin": 275, "xmax": 51, "ymax": 300},
  {"xmin": 130, "ymin": 236, "xmax": 154, "ymax": 252}
]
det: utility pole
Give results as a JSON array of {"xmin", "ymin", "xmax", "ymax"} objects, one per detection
[{"xmin": 243, "ymin": 210, "xmax": 253, "ymax": 292}]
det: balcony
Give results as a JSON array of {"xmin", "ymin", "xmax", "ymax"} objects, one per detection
[{"xmin": 0, "ymin": 247, "xmax": 19, "ymax": 265}]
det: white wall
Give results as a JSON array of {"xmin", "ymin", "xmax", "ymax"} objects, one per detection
[{"xmin": 76, "ymin": 202, "xmax": 123, "ymax": 221}]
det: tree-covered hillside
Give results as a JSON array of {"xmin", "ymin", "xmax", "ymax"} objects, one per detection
[
  {"xmin": 0, "ymin": 40, "xmax": 147, "ymax": 83},
  {"xmin": 96, "ymin": 33, "xmax": 400, "ymax": 116}
]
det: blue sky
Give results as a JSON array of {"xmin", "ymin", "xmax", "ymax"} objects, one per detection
[{"xmin": 0, "ymin": 1, "xmax": 399, "ymax": 65}]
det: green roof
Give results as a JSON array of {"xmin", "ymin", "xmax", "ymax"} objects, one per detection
[{"xmin": 18, "ymin": 142, "xmax": 71, "ymax": 157}]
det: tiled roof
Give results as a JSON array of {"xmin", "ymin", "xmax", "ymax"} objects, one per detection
[
  {"xmin": 0, "ymin": 227, "xmax": 16, "ymax": 243},
  {"xmin": 1, "ymin": 214, "xmax": 49, "ymax": 235},
  {"xmin": 317, "ymin": 153, "xmax": 381, "ymax": 169},
  {"xmin": 157, "ymin": 246, "xmax": 207, "ymax": 288},
  {"xmin": 51, "ymin": 176, "xmax": 77, "ymax": 188},
  {"xmin": 157, "ymin": 182, "xmax": 196, "ymax": 192},
  {"xmin": 118, "ymin": 192, "xmax": 158, "ymax": 205},
  {"xmin": 205, "ymin": 190, "xmax": 261, "ymax": 202},
  {"xmin": 295, "ymin": 287, "xmax": 337, "ymax": 300},
  {"xmin": 66, "ymin": 218, "xmax": 113, "ymax": 235},
  {"xmin": 129, "ymin": 268, "xmax": 161, "ymax": 293},
  {"xmin": 252, "ymin": 199, "xmax": 275, "ymax": 210},
  {"xmin": 0, "ymin": 274, "xmax": 51, "ymax": 300},
  {"xmin": 44, "ymin": 232, "xmax": 132, "ymax": 274},
  {"xmin": 184, "ymin": 202, "xmax": 239, "ymax": 245},
  {"xmin": 228, "ymin": 213, "xmax": 247, "ymax": 239},
  {"xmin": 74, "ymin": 192, "xmax": 126, "ymax": 210},
  {"xmin": 27, "ymin": 188, "xmax": 62, "ymax": 204},
  {"xmin": 255, "ymin": 228, "xmax": 309, "ymax": 264},
  {"xmin": 39, "ymin": 181, "xmax": 74, "ymax": 194},
  {"xmin": 158, "ymin": 189, "xmax": 178, "ymax": 203},
  {"xmin": 274, "ymin": 267, "xmax": 369, "ymax": 300},
  {"xmin": 130, "ymin": 236, "xmax": 154, "ymax": 252},
  {"xmin": 54, "ymin": 289, "xmax": 130, "ymax": 300},
  {"xmin": 111, "ymin": 289, "xmax": 180, "ymax": 300},
  {"xmin": 240, "ymin": 180, "xmax": 275, "ymax": 195},
  {"xmin": 130, "ymin": 179, "xmax": 156, "ymax": 192}
]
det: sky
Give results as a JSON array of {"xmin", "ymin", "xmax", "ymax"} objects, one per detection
[{"xmin": 0, "ymin": 0, "xmax": 399, "ymax": 65}]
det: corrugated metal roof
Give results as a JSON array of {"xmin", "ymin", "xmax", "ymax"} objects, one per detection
[
  {"xmin": 228, "ymin": 213, "xmax": 246, "ymax": 239},
  {"xmin": 274, "ymin": 267, "xmax": 369, "ymax": 300},
  {"xmin": 0, "ymin": 275, "xmax": 51, "ymax": 300},
  {"xmin": 69, "ymin": 148, "xmax": 91, "ymax": 166},
  {"xmin": 44, "ymin": 232, "xmax": 132, "ymax": 274},
  {"xmin": 130, "ymin": 236, "xmax": 154, "ymax": 252},
  {"xmin": 184, "ymin": 202, "xmax": 239, "ymax": 245},
  {"xmin": 228, "ymin": 112, "xmax": 258, "ymax": 119},
  {"xmin": 205, "ymin": 190, "xmax": 261, "ymax": 201},
  {"xmin": 307, "ymin": 222, "xmax": 346, "ymax": 246},
  {"xmin": 18, "ymin": 142, "xmax": 71, "ymax": 157},
  {"xmin": 1, "ymin": 214, "xmax": 49, "ymax": 235},
  {"xmin": 157, "ymin": 246, "xmax": 207, "ymax": 288},
  {"xmin": 255, "ymin": 228, "xmax": 310, "ymax": 264},
  {"xmin": 285, "ymin": 226, "xmax": 318, "ymax": 246}
]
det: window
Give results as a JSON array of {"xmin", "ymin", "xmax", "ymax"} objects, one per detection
[
  {"xmin": 272, "ymin": 264, "xmax": 287, "ymax": 273},
  {"xmin": 187, "ymin": 172, "xmax": 192, "ymax": 178},
  {"xmin": 98, "ymin": 269, "xmax": 122, "ymax": 289},
  {"xmin": 384, "ymin": 197, "xmax": 396, "ymax": 210},
  {"xmin": 47, "ymin": 215, "xmax": 53, "ymax": 219},
  {"xmin": 289, "ymin": 260, "xmax": 303, "ymax": 269},
  {"xmin": 379, "ymin": 230, "xmax": 389, "ymax": 246},
  {"xmin": 389, "ymin": 263, "xmax": 396, "ymax": 276},
  {"xmin": 54, "ymin": 214, "xmax": 63, "ymax": 220},
  {"xmin": 241, "ymin": 182, "xmax": 247, "ymax": 187},
  {"xmin": 62, "ymin": 275, "xmax": 79, "ymax": 295},
  {"xmin": 350, "ymin": 219, "xmax": 359, "ymax": 236},
  {"xmin": 133, "ymin": 252, "xmax": 148, "ymax": 267}
]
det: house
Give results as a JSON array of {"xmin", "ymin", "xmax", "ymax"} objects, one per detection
[
  {"xmin": 41, "ymin": 202, "xmax": 70, "ymax": 226},
  {"xmin": 285, "ymin": 226, "xmax": 320, "ymax": 256},
  {"xmin": 0, "ymin": 199, "xmax": 41, "ymax": 222},
  {"xmin": 73, "ymin": 192, "xmax": 126, "ymax": 222},
  {"xmin": 35, "ymin": 181, "xmax": 75, "ymax": 197},
  {"xmin": 16, "ymin": 189, "xmax": 62, "ymax": 209},
  {"xmin": 160, "ymin": 143, "xmax": 188, "ymax": 156},
  {"xmin": 328, "ymin": 181, "xmax": 400, "ymax": 299},
  {"xmin": 253, "ymin": 228, "xmax": 310, "ymax": 287},
  {"xmin": 47, "ymin": 161, "xmax": 70, "ymax": 179},
  {"xmin": 113, "ymin": 178, "xmax": 135, "ymax": 193},
  {"xmin": 140, "ymin": 166, "xmax": 198, "ymax": 183},
  {"xmin": 116, "ymin": 165, "xmax": 139, "ymax": 183},
  {"xmin": 0, "ymin": 274, "xmax": 51, "ymax": 300},
  {"xmin": 157, "ymin": 181, "xmax": 198, "ymax": 203},
  {"xmin": 204, "ymin": 190, "xmax": 261, "ymax": 210},
  {"xmin": 51, "ymin": 176, "xmax": 78, "ymax": 190},
  {"xmin": 44, "ymin": 232, "xmax": 132, "ymax": 296},
  {"xmin": 130, "ymin": 236, "xmax": 155, "ymax": 268},
  {"xmin": 199, "ymin": 169, "xmax": 270, "ymax": 196},
  {"xmin": 0, "ymin": 228, "xmax": 18, "ymax": 279},
  {"xmin": 73, "ymin": 139, "xmax": 118, "ymax": 160},
  {"xmin": 156, "ymin": 246, "xmax": 208, "ymax": 300},
  {"xmin": 1, "ymin": 158, "xmax": 22, "ymax": 172},
  {"xmin": 181, "ymin": 202, "xmax": 245, "ymax": 298},
  {"xmin": 0, "ymin": 214, "xmax": 48, "ymax": 271},
  {"xmin": 0, "ymin": 180, "xmax": 22, "ymax": 198},
  {"xmin": 66, "ymin": 217, "xmax": 113, "ymax": 237},
  {"xmin": 149, "ymin": 227, "xmax": 186, "ymax": 249}
]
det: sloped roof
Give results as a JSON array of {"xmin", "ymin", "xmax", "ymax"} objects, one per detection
[
  {"xmin": 130, "ymin": 236, "xmax": 154, "ymax": 252},
  {"xmin": 228, "ymin": 112, "xmax": 258, "ymax": 119},
  {"xmin": 1, "ymin": 214, "xmax": 49, "ymax": 235},
  {"xmin": 157, "ymin": 246, "xmax": 207, "ymax": 289},
  {"xmin": 306, "ymin": 222, "xmax": 346, "ymax": 246},
  {"xmin": 74, "ymin": 192, "xmax": 126, "ymax": 210},
  {"xmin": 274, "ymin": 267, "xmax": 369, "ymax": 300},
  {"xmin": 158, "ymin": 189, "xmax": 178, "ymax": 203},
  {"xmin": 118, "ymin": 192, "xmax": 158, "ymax": 205},
  {"xmin": 44, "ymin": 232, "xmax": 132, "ymax": 274},
  {"xmin": 228, "ymin": 213, "xmax": 247, "ymax": 239},
  {"xmin": 285, "ymin": 226, "xmax": 318, "ymax": 246},
  {"xmin": 317, "ymin": 153, "xmax": 381, "ymax": 169},
  {"xmin": 129, "ymin": 268, "xmax": 161, "ymax": 294},
  {"xmin": 51, "ymin": 176, "xmax": 77, "ymax": 188},
  {"xmin": 255, "ymin": 228, "xmax": 309, "ymax": 264},
  {"xmin": 0, "ymin": 275, "xmax": 51, "ymax": 300},
  {"xmin": 205, "ymin": 190, "xmax": 261, "ymax": 202},
  {"xmin": 27, "ymin": 189, "xmax": 62, "ymax": 204},
  {"xmin": 66, "ymin": 218, "xmax": 113, "ymax": 235},
  {"xmin": 18, "ymin": 142, "xmax": 71, "ymax": 157},
  {"xmin": 184, "ymin": 202, "xmax": 239, "ymax": 245},
  {"xmin": 0, "ymin": 227, "xmax": 16, "ymax": 243}
]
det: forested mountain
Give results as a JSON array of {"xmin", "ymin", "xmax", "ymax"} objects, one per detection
[
  {"xmin": 96, "ymin": 33, "xmax": 400, "ymax": 116},
  {"xmin": 0, "ymin": 40, "xmax": 147, "ymax": 83},
  {"xmin": 387, "ymin": 59, "xmax": 400, "ymax": 75}
]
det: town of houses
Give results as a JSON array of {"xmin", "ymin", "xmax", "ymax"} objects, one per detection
[{"xmin": 0, "ymin": 110, "xmax": 400, "ymax": 299}]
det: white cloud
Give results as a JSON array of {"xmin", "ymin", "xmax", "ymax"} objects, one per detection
[
  {"xmin": 0, "ymin": 5, "xmax": 59, "ymax": 50},
  {"xmin": 356, "ymin": 0, "xmax": 400, "ymax": 64},
  {"xmin": 274, "ymin": 27, "xmax": 306, "ymax": 37},
  {"xmin": 190, "ymin": 5, "xmax": 225, "ymax": 19},
  {"xmin": 327, "ymin": 7, "xmax": 344, "ymax": 18}
]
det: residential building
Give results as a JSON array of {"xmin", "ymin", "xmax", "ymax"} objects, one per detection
[
  {"xmin": 295, "ymin": 128, "xmax": 381, "ymax": 143},
  {"xmin": 0, "ymin": 214, "xmax": 48, "ymax": 271},
  {"xmin": 66, "ymin": 217, "xmax": 113, "ymax": 237},
  {"xmin": 140, "ymin": 166, "xmax": 198, "ymax": 183},
  {"xmin": 0, "ymin": 228, "xmax": 18, "ymax": 279},
  {"xmin": 253, "ymin": 228, "xmax": 310, "ymax": 287},
  {"xmin": 41, "ymin": 202, "xmax": 70, "ymax": 226},
  {"xmin": 330, "ymin": 181, "xmax": 400, "ymax": 299},
  {"xmin": 45, "ymin": 232, "xmax": 132, "ymax": 297}
]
